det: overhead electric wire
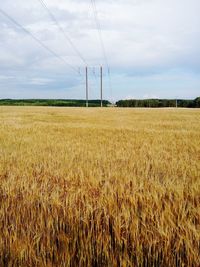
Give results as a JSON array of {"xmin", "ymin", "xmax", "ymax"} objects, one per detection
[
  {"xmin": 92, "ymin": 67, "xmax": 98, "ymax": 81},
  {"xmin": 90, "ymin": 0, "xmax": 107, "ymax": 66},
  {"xmin": 0, "ymin": 8, "xmax": 80, "ymax": 75},
  {"xmin": 37, "ymin": 0, "xmax": 102, "ymax": 87},
  {"xmin": 90, "ymin": 0, "xmax": 113, "ymax": 101},
  {"xmin": 37, "ymin": 0, "xmax": 88, "ymax": 66}
]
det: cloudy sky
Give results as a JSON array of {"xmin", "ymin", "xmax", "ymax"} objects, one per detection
[{"xmin": 0, "ymin": 0, "xmax": 199, "ymax": 101}]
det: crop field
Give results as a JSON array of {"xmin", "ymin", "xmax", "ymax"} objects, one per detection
[{"xmin": 0, "ymin": 107, "xmax": 200, "ymax": 267}]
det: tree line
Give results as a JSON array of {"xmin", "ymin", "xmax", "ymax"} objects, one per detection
[
  {"xmin": 1, "ymin": 98, "xmax": 199, "ymax": 108},
  {"xmin": 0, "ymin": 99, "xmax": 110, "ymax": 107},
  {"xmin": 116, "ymin": 97, "xmax": 200, "ymax": 108}
]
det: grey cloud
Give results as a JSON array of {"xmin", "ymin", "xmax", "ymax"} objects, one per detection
[{"xmin": 0, "ymin": 0, "xmax": 199, "ymax": 99}]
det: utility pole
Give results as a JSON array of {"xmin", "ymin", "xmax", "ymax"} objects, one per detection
[
  {"xmin": 86, "ymin": 66, "xmax": 88, "ymax": 107},
  {"xmin": 176, "ymin": 99, "xmax": 178, "ymax": 108},
  {"xmin": 100, "ymin": 66, "xmax": 103, "ymax": 107}
]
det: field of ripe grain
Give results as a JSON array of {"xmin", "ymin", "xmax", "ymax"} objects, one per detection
[{"xmin": 0, "ymin": 107, "xmax": 200, "ymax": 267}]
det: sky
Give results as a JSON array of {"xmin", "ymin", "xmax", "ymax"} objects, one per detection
[{"xmin": 0, "ymin": 0, "xmax": 199, "ymax": 101}]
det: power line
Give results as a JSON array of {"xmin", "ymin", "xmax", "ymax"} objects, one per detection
[
  {"xmin": 37, "ymin": 0, "xmax": 100, "ymax": 84},
  {"xmin": 37, "ymin": 0, "xmax": 88, "ymax": 66},
  {"xmin": 90, "ymin": 0, "xmax": 107, "ymax": 67},
  {"xmin": 0, "ymin": 8, "xmax": 80, "ymax": 75},
  {"xmin": 90, "ymin": 0, "xmax": 113, "ymax": 101},
  {"xmin": 92, "ymin": 67, "xmax": 98, "ymax": 82}
]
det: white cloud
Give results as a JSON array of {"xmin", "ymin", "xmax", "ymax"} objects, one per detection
[
  {"xmin": 0, "ymin": 75, "xmax": 14, "ymax": 80},
  {"xmin": 0, "ymin": 0, "xmax": 199, "ymax": 99},
  {"xmin": 28, "ymin": 77, "xmax": 54, "ymax": 85},
  {"xmin": 124, "ymin": 95, "xmax": 136, "ymax": 100},
  {"xmin": 143, "ymin": 94, "xmax": 159, "ymax": 99}
]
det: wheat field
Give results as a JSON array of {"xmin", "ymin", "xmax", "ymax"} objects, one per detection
[{"xmin": 0, "ymin": 107, "xmax": 199, "ymax": 267}]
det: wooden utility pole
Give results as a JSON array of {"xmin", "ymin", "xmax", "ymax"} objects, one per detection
[
  {"xmin": 86, "ymin": 66, "xmax": 88, "ymax": 107},
  {"xmin": 100, "ymin": 66, "xmax": 103, "ymax": 107}
]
